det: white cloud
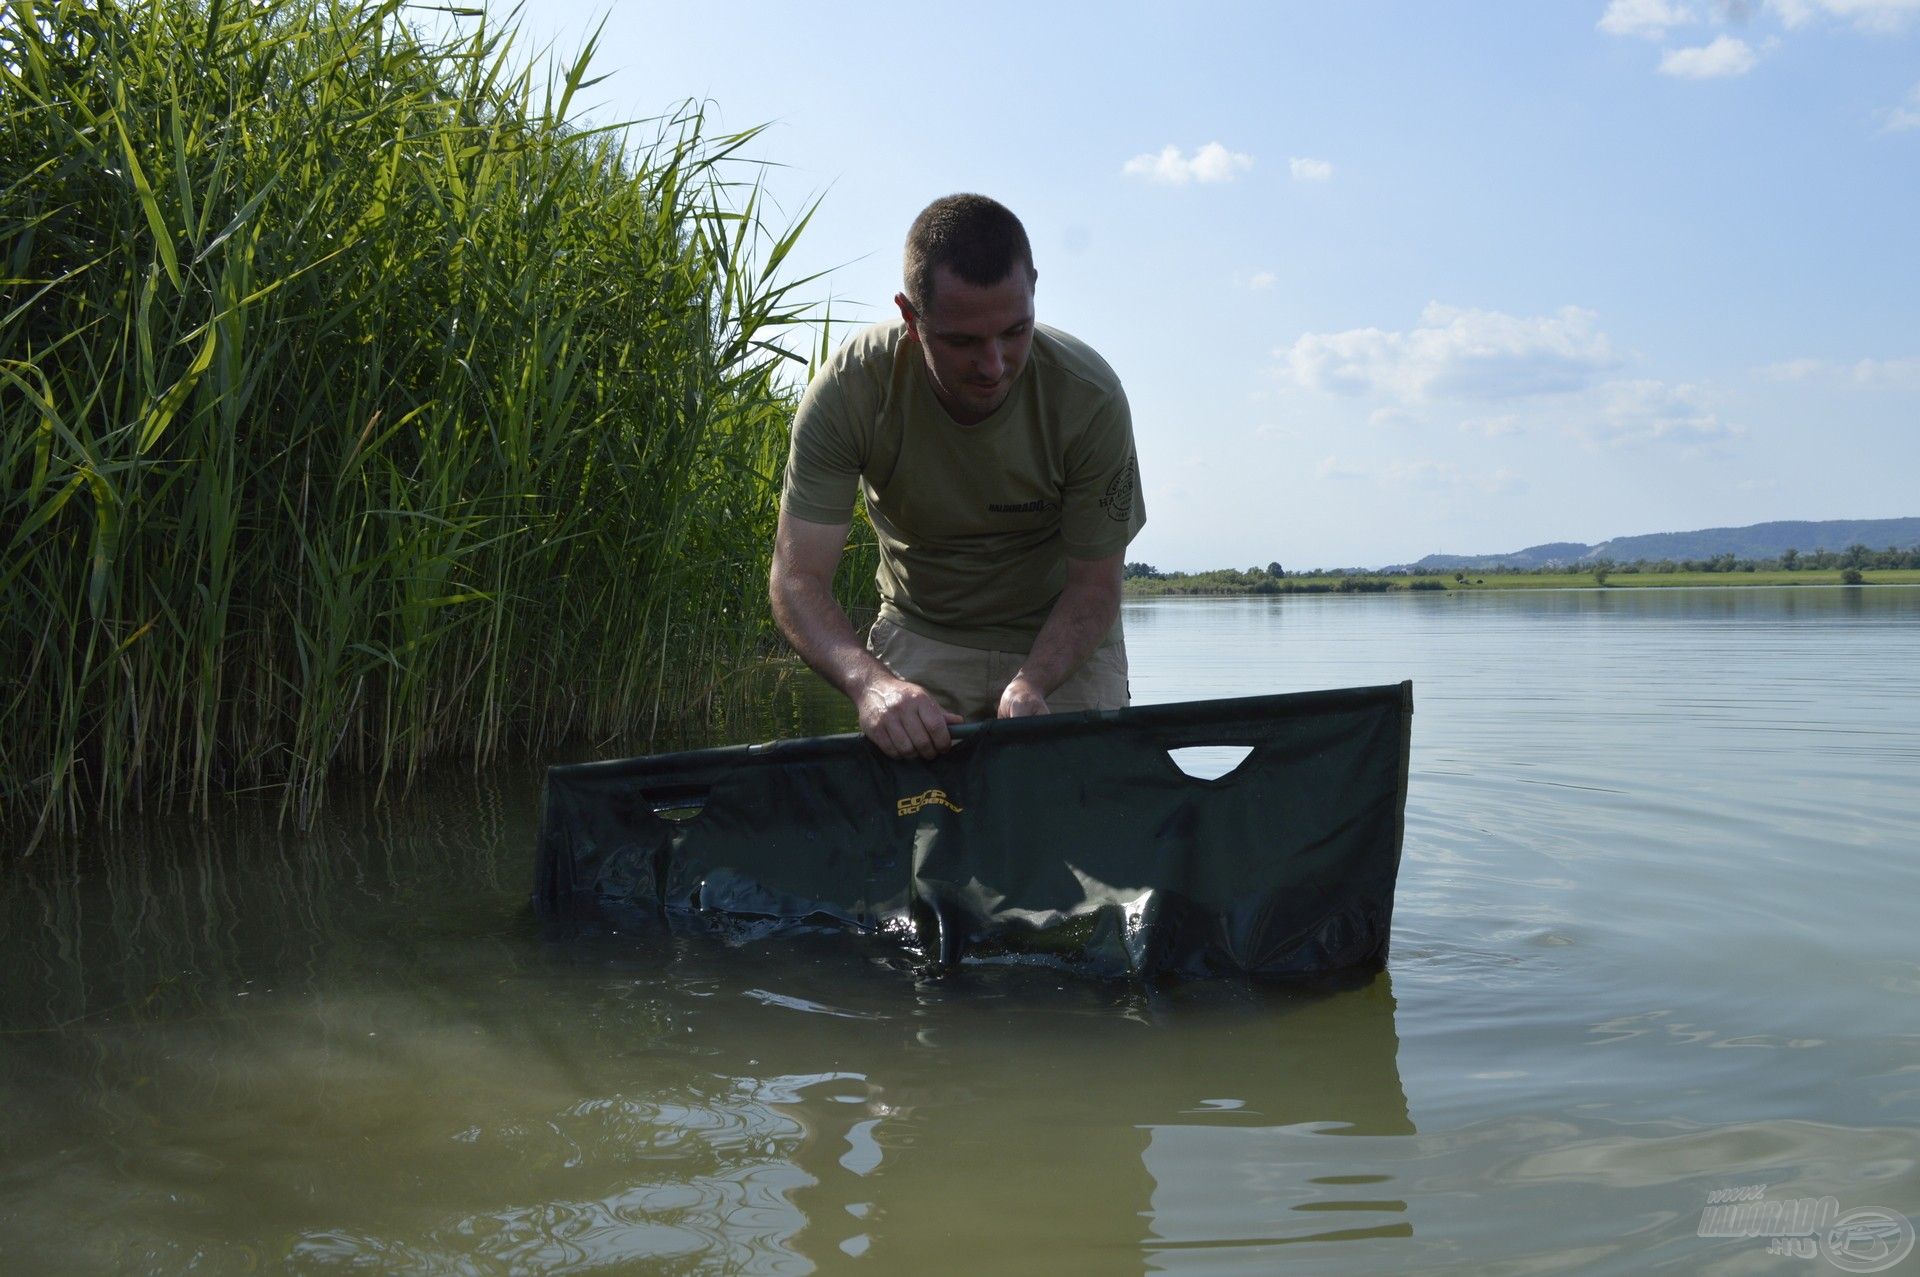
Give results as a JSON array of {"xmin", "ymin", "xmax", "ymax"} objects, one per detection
[
  {"xmin": 1659, "ymin": 35, "xmax": 1759, "ymax": 76},
  {"xmin": 1459, "ymin": 414, "xmax": 1525, "ymax": 437},
  {"xmin": 1289, "ymin": 157, "xmax": 1334, "ymax": 181},
  {"xmin": 1849, "ymin": 355, "xmax": 1920, "ymax": 382},
  {"xmin": 1392, "ymin": 459, "xmax": 1463, "ymax": 486},
  {"xmin": 1282, "ymin": 303, "xmax": 1620, "ymax": 402},
  {"xmin": 1122, "ymin": 142, "xmax": 1253, "ymax": 185},
  {"xmin": 1770, "ymin": 0, "xmax": 1920, "ymax": 32},
  {"xmin": 1760, "ymin": 356, "xmax": 1829, "ymax": 380},
  {"xmin": 1599, "ymin": 0, "xmax": 1698, "ymax": 37},
  {"xmin": 1285, "ymin": 311, "xmax": 1753, "ymax": 455},
  {"xmin": 1245, "ymin": 270, "xmax": 1278, "ymax": 290},
  {"xmin": 1577, "ymin": 379, "xmax": 1745, "ymax": 447},
  {"xmin": 1761, "ymin": 354, "xmax": 1920, "ymax": 383},
  {"xmin": 1882, "ymin": 82, "xmax": 1920, "ymax": 131},
  {"xmin": 1605, "ymin": 0, "xmax": 1913, "ymax": 96},
  {"xmin": 1315, "ymin": 456, "xmax": 1525, "ymax": 494}
]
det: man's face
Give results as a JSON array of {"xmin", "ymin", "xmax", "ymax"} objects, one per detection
[{"xmin": 896, "ymin": 264, "xmax": 1036, "ymax": 425}]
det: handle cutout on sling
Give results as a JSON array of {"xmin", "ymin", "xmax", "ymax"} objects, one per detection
[
  {"xmin": 641, "ymin": 779, "xmax": 713, "ymax": 824},
  {"xmin": 1165, "ymin": 745, "xmax": 1256, "ymax": 782}
]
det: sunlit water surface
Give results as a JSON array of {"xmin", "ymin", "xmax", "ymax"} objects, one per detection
[{"xmin": 3, "ymin": 587, "xmax": 1917, "ymax": 1274}]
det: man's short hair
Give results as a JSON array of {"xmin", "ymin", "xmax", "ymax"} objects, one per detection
[{"xmin": 902, "ymin": 194, "xmax": 1035, "ymax": 314}]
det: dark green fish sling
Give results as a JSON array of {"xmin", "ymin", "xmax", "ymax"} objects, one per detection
[{"xmin": 534, "ymin": 682, "xmax": 1412, "ymax": 981}]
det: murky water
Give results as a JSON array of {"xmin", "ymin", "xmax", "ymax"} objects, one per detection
[{"xmin": 4, "ymin": 587, "xmax": 1917, "ymax": 1274}]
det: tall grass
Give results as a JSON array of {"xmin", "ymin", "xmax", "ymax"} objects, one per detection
[{"xmin": 1, "ymin": 0, "xmax": 825, "ymax": 845}]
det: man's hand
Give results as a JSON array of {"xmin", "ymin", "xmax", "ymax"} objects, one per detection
[
  {"xmin": 857, "ymin": 671, "xmax": 965, "ymax": 759},
  {"xmin": 773, "ymin": 510, "xmax": 956, "ymax": 759},
  {"xmin": 771, "ymin": 512, "xmax": 964, "ymax": 759},
  {"xmin": 993, "ymin": 552, "xmax": 1122, "ymax": 717},
  {"xmin": 996, "ymin": 672, "xmax": 1050, "ymax": 719}
]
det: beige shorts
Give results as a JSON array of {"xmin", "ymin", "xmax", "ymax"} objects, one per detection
[{"xmin": 865, "ymin": 617, "xmax": 1131, "ymax": 721}]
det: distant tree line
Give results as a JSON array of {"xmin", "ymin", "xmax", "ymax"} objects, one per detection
[
  {"xmin": 1124, "ymin": 564, "xmax": 1407, "ymax": 596},
  {"xmin": 1122, "ymin": 543, "xmax": 1917, "ymax": 596},
  {"xmin": 1481, "ymin": 543, "xmax": 1920, "ymax": 574}
]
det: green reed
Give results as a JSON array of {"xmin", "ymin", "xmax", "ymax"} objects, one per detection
[{"xmin": 1, "ymin": 0, "xmax": 829, "ymax": 845}]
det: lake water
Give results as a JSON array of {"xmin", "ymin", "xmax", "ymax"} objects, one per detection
[{"xmin": 3, "ymin": 587, "xmax": 1917, "ymax": 1274}]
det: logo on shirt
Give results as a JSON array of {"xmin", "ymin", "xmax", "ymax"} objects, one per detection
[
  {"xmin": 1099, "ymin": 455, "xmax": 1137, "ymax": 522},
  {"xmin": 987, "ymin": 499, "xmax": 1059, "ymax": 515},
  {"xmin": 897, "ymin": 788, "xmax": 964, "ymax": 816}
]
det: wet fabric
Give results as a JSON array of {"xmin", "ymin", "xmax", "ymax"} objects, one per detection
[{"xmin": 534, "ymin": 683, "xmax": 1412, "ymax": 981}]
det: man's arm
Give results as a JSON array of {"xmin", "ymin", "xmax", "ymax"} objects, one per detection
[
  {"xmin": 996, "ymin": 550, "xmax": 1124, "ymax": 718},
  {"xmin": 769, "ymin": 509, "xmax": 964, "ymax": 759}
]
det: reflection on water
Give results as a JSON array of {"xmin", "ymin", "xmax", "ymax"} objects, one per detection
[
  {"xmin": 0, "ymin": 774, "xmax": 1410, "ymax": 1274},
  {"xmin": 3, "ymin": 588, "xmax": 1919, "ymax": 1273}
]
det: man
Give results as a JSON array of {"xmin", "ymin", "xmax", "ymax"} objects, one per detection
[{"xmin": 769, "ymin": 194, "xmax": 1145, "ymax": 760}]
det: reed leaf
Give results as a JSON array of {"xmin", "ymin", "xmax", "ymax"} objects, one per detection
[{"xmin": 1, "ymin": 0, "xmax": 835, "ymax": 846}]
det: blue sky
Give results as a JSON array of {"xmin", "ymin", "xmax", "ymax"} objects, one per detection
[{"xmin": 476, "ymin": 0, "xmax": 1918, "ymax": 569}]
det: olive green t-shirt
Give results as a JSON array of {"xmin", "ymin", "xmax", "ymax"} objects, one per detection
[{"xmin": 780, "ymin": 320, "xmax": 1146, "ymax": 651}]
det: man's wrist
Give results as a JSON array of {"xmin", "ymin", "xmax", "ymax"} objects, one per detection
[
  {"xmin": 839, "ymin": 653, "xmax": 894, "ymax": 701},
  {"xmin": 1007, "ymin": 667, "xmax": 1051, "ymax": 695}
]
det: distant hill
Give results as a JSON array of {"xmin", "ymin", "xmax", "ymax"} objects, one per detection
[{"xmin": 1397, "ymin": 518, "xmax": 1920, "ymax": 572}]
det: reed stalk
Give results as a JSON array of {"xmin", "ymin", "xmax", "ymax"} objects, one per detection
[{"xmin": 2, "ymin": 0, "xmax": 828, "ymax": 847}]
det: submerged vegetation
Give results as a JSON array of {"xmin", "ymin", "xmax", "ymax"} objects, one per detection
[{"xmin": 2, "ymin": 0, "xmax": 831, "ymax": 843}]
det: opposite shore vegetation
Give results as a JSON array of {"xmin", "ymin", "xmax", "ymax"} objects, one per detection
[
  {"xmin": 1127, "ymin": 572, "xmax": 1920, "ymax": 598},
  {"xmin": 1124, "ymin": 557, "xmax": 1920, "ymax": 597},
  {"xmin": 3, "ymin": 1, "xmax": 1908, "ymax": 844}
]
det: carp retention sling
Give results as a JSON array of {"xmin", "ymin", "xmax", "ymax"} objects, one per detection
[{"xmin": 534, "ymin": 682, "xmax": 1412, "ymax": 981}]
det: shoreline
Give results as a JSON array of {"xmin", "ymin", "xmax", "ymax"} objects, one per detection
[{"xmin": 1124, "ymin": 570, "xmax": 1920, "ymax": 598}]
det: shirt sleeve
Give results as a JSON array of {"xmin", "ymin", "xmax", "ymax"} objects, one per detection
[
  {"xmin": 1059, "ymin": 387, "xmax": 1146, "ymax": 559},
  {"xmin": 779, "ymin": 365, "xmax": 865, "ymax": 525}
]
